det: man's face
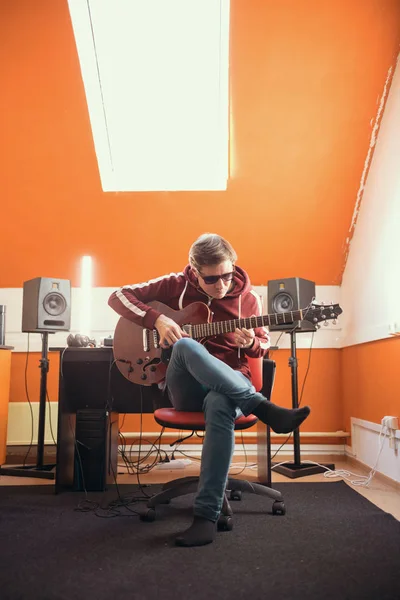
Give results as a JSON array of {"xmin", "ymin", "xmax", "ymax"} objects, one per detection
[{"xmin": 195, "ymin": 260, "xmax": 234, "ymax": 300}]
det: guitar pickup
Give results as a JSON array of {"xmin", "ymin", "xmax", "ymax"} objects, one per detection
[{"xmin": 142, "ymin": 328, "xmax": 150, "ymax": 352}]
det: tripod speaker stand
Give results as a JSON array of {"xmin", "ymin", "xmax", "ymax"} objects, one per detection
[
  {"xmin": 0, "ymin": 332, "xmax": 56, "ymax": 479},
  {"xmin": 273, "ymin": 328, "xmax": 335, "ymax": 479}
]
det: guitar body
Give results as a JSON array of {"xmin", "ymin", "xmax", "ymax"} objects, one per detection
[
  {"xmin": 113, "ymin": 301, "xmax": 211, "ymax": 385},
  {"xmin": 113, "ymin": 298, "xmax": 342, "ymax": 386}
]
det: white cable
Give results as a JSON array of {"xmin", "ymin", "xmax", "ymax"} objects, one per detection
[
  {"xmin": 233, "ymin": 463, "xmax": 257, "ymax": 470},
  {"xmin": 229, "ymin": 463, "xmax": 258, "ymax": 474},
  {"xmin": 271, "ymin": 424, "xmax": 389, "ymax": 488}
]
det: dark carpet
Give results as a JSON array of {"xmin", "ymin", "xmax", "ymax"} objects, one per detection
[{"xmin": 0, "ymin": 481, "xmax": 399, "ymax": 600}]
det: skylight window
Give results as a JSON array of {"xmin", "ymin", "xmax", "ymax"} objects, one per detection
[{"xmin": 68, "ymin": 0, "xmax": 230, "ymax": 191}]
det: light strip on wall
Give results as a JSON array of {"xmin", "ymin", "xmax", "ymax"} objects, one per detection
[{"xmin": 80, "ymin": 255, "xmax": 93, "ymax": 336}]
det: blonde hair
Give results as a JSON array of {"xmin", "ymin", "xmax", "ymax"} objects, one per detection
[{"xmin": 189, "ymin": 233, "xmax": 237, "ymax": 271}]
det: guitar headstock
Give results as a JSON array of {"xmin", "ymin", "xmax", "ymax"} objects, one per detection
[{"xmin": 303, "ymin": 302, "xmax": 342, "ymax": 326}]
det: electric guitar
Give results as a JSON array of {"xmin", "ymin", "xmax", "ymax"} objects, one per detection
[{"xmin": 113, "ymin": 300, "xmax": 342, "ymax": 386}]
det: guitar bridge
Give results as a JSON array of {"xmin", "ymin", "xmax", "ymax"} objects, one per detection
[{"xmin": 153, "ymin": 329, "xmax": 160, "ymax": 348}]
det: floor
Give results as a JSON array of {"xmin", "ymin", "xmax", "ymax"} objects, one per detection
[{"xmin": 1, "ymin": 454, "xmax": 399, "ymax": 521}]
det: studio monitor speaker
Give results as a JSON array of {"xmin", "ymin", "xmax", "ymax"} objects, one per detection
[
  {"xmin": 267, "ymin": 277, "xmax": 316, "ymax": 332},
  {"xmin": 22, "ymin": 277, "xmax": 71, "ymax": 333}
]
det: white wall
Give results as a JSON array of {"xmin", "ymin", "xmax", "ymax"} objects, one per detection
[
  {"xmin": 0, "ymin": 285, "xmax": 342, "ymax": 353},
  {"xmin": 341, "ymin": 56, "xmax": 400, "ymax": 347}
]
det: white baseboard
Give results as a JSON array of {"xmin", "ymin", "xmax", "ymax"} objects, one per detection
[
  {"xmin": 6, "ymin": 403, "xmax": 346, "ymax": 460},
  {"xmin": 346, "ymin": 417, "xmax": 400, "ymax": 484},
  {"xmin": 119, "ymin": 443, "xmax": 345, "ymax": 458}
]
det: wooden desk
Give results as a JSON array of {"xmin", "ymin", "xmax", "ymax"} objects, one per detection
[
  {"xmin": 53, "ymin": 347, "xmax": 273, "ymax": 489},
  {"xmin": 0, "ymin": 347, "xmax": 13, "ymax": 465}
]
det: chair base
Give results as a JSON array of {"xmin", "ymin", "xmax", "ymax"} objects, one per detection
[{"xmin": 140, "ymin": 476, "xmax": 285, "ymax": 523}]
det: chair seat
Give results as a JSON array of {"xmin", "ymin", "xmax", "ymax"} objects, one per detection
[{"xmin": 154, "ymin": 407, "xmax": 258, "ymax": 431}]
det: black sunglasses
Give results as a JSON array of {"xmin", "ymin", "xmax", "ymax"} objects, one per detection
[{"xmin": 199, "ymin": 271, "xmax": 235, "ymax": 285}]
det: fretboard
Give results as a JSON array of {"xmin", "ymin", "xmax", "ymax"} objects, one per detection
[{"xmin": 191, "ymin": 309, "xmax": 306, "ymax": 339}]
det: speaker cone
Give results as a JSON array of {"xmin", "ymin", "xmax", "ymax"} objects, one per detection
[
  {"xmin": 272, "ymin": 292, "xmax": 294, "ymax": 313},
  {"xmin": 43, "ymin": 292, "xmax": 67, "ymax": 316}
]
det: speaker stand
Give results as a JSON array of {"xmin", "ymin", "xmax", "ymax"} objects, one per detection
[
  {"xmin": 0, "ymin": 332, "xmax": 56, "ymax": 480},
  {"xmin": 272, "ymin": 329, "xmax": 335, "ymax": 479}
]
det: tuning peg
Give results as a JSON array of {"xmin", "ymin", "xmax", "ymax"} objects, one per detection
[
  {"xmin": 324, "ymin": 321, "xmax": 329, "ymax": 326},
  {"xmin": 332, "ymin": 320, "xmax": 337, "ymax": 325}
]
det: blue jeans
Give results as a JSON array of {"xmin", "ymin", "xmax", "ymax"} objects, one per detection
[{"xmin": 165, "ymin": 338, "xmax": 265, "ymax": 522}]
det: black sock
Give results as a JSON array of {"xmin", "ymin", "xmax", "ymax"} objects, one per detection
[
  {"xmin": 175, "ymin": 516, "xmax": 216, "ymax": 547},
  {"xmin": 253, "ymin": 401, "xmax": 310, "ymax": 434}
]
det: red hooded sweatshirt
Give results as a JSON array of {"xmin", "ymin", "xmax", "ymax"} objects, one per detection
[{"xmin": 108, "ymin": 265, "xmax": 270, "ymax": 382}]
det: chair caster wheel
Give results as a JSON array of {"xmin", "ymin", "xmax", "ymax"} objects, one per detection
[
  {"xmin": 230, "ymin": 490, "xmax": 242, "ymax": 501},
  {"xmin": 140, "ymin": 508, "xmax": 156, "ymax": 522},
  {"xmin": 272, "ymin": 501, "xmax": 286, "ymax": 516},
  {"xmin": 218, "ymin": 515, "xmax": 233, "ymax": 531}
]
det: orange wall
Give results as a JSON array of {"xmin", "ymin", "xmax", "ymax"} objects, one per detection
[
  {"xmin": 8, "ymin": 348, "xmax": 343, "ymax": 436},
  {"xmin": 9, "ymin": 352, "xmax": 60, "ymax": 406},
  {"xmin": 118, "ymin": 349, "xmax": 343, "ymax": 435},
  {"xmin": 341, "ymin": 337, "xmax": 400, "ymax": 432},
  {"xmin": 1, "ymin": 0, "xmax": 400, "ymax": 288},
  {"xmin": 10, "ymin": 341, "xmax": 399, "ymax": 438},
  {"xmin": 2, "ymin": 1, "xmax": 400, "ymax": 436},
  {"xmin": 10, "ymin": 342, "xmax": 399, "ymax": 439},
  {"xmin": 273, "ymin": 349, "xmax": 343, "ymax": 432}
]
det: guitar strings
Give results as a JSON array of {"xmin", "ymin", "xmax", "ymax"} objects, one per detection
[{"xmin": 191, "ymin": 304, "xmax": 337, "ymax": 338}]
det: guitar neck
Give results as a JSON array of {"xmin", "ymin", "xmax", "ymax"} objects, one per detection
[{"xmin": 191, "ymin": 309, "xmax": 306, "ymax": 340}]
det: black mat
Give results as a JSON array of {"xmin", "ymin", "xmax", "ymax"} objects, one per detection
[{"xmin": 0, "ymin": 481, "xmax": 398, "ymax": 600}]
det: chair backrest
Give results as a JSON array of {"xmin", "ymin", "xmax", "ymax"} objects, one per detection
[
  {"xmin": 247, "ymin": 356, "xmax": 276, "ymax": 400},
  {"xmin": 247, "ymin": 356, "xmax": 263, "ymax": 392}
]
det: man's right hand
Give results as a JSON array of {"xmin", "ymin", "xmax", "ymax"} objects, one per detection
[{"xmin": 154, "ymin": 315, "xmax": 189, "ymax": 348}]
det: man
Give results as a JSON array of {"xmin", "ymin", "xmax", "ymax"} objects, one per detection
[{"xmin": 108, "ymin": 233, "xmax": 310, "ymax": 546}]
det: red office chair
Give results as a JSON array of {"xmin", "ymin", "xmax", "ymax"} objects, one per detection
[{"xmin": 140, "ymin": 357, "xmax": 285, "ymax": 529}]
